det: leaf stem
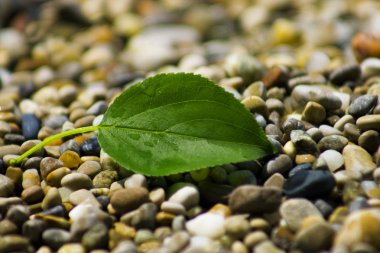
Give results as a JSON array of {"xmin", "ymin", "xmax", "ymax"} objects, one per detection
[{"xmin": 10, "ymin": 125, "xmax": 100, "ymax": 165}]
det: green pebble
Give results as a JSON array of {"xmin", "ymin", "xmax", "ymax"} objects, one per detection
[{"xmin": 190, "ymin": 168, "xmax": 209, "ymax": 182}]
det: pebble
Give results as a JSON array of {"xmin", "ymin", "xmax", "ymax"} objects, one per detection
[
  {"xmin": 57, "ymin": 244, "xmax": 86, "ymax": 253},
  {"xmin": 225, "ymin": 215, "xmax": 250, "ymax": 239},
  {"xmin": 124, "ymin": 174, "xmax": 147, "ymax": 188},
  {"xmin": 294, "ymin": 222, "xmax": 334, "ymax": 252},
  {"xmin": 227, "ymin": 170, "xmax": 257, "ymax": 186},
  {"xmin": 334, "ymin": 209, "xmax": 380, "ymax": 251},
  {"xmin": 348, "ymin": 95, "xmax": 377, "ymax": 118},
  {"xmin": 61, "ymin": 173, "xmax": 93, "ymax": 191},
  {"xmin": 21, "ymin": 114, "xmax": 41, "ymax": 140},
  {"xmin": 224, "ymin": 53, "xmax": 263, "ymax": 83},
  {"xmin": 0, "ymin": 144, "xmax": 21, "ymax": 158},
  {"xmin": 344, "ymin": 123, "xmax": 361, "ymax": 142},
  {"xmin": 110, "ymin": 187, "xmax": 150, "ymax": 214},
  {"xmin": 284, "ymin": 170, "xmax": 335, "ymax": 199},
  {"xmin": 80, "ymin": 136, "xmax": 101, "ymax": 156},
  {"xmin": 264, "ymin": 173, "xmax": 285, "ymax": 189},
  {"xmin": 319, "ymin": 149, "xmax": 345, "ymax": 172},
  {"xmin": 290, "ymin": 131, "xmax": 318, "ymax": 155},
  {"xmin": 168, "ymin": 184, "xmax": 199, "ymax": 210},
  {"xmin": 228, "ymin": 185, "xmax": 282, "ymax": 214},
  {"xmin": 21, "ymin": 185, "xmax": 45, "ymax": 204},
  {"xmin": 356, "ymin": 115, "xmax": 380, "ymax": 131},
  {"xmin": 361, "ymin": 58, "xmax": 380, "ymax": 78},
  {"xmin": 318, "ymin": 135, "xmax": 348, "ymax": 152},
  {"xmin": 40, "ymin": 157, "xmax": 64, "ymax": 179},
  {"xmin": 0, "ymin": 235, "xmax": 32, "ymax": 253},
  {"xmin": 45, "ymin": 167, "xmax": 71, "ymax": 187},
  {"xmin": 93, "ymin": 170, "xmax": 118, "ymax": 188},
  {"xmin": 77, "ymin": 160, "xmax": 102, "ymax": 178},
  {"xmin": 302, "ymin": 101, "xmax": 326, "ymax": 125},
  {"xmin": 186, "ymin": 212, "xmax": 225, "ymax": 239},
  {"xmin": 42, "ymin": 187, "xmax": 62, "ymax": 210},
  {"xmin": 69, "ymin": 189, "xmax": 101, "ymax": 207},
  {"xmin": 82, "ymin": 223, "xmax": 109, "ymax": 251},
  {"xmin": 42, "ymin": 228, "xmax": 71, "ymax": 251},
  {"xmin": 161, "ymin": 201, "xmax": 186, "ymax": 215},
  {"xmin": 254, "ymin": 240, "xmax": 285, "ymax": 253},
  {"xmin": 0, "ymin": 174, "xmax": 15, "ymax": 197},
  {"xmin": 280, "ymin": 199, "xmax": 322, "ymax": 231},
  {"xmin": 59, "ymin": 150, "xmax": 81, "ymax": 169},
  {"xmin": 343, "ymin": 144, "xmax": 376, "ymax": 176},
  {"xmin": 22, "ymin": 219, "xmax": 47, "ymax": 245},
  {"xmin": 358, "ymin": 130, "xmax": 379, "ymax": 153},
  {"xmin": 264, "ymin": 154, "xmax": 293, "ymax": 176}
]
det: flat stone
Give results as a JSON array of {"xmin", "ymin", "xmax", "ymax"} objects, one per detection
[
  {"xmin": 348, "ymin": 94, "xmax": 377, "ymax": 118},
  {"xmin": 77, "ymin": 160, "xmax": 102, "ymax": 178},
  {"xmin": 343, "ymin": 144, "xmax": 376, "ymax": 176},
  {"xmin": 21, "ymin": 114, "xmax": 41, "ymax": 140},
  {"xmin": 330, "ymin": 64, "xmax": 361, "ymax": 85},
  {"xmin": 280, "ymin": 199, "xmax": 322, "ymax": 231},
  {"xmin": 334, "ymin": 209, "xmax": 380, "ymax": 251},
  {"xmin": 357, "ymin": 115, "xmax": 380, "ymax": 131},
  {"xmin": 228, "ymin": 185, "xmax": 282, "ymax": 214},
  {"xmin": 110, "ymin": 187, "xmax": 150, "ymax": 214},
  {"xmin": 319, "ymin": 149, "xmax": 344, "ymax": 172},
  {"xmin": 186, "ymin": 213, "xmax": 225, "ymax": 239},
  {"xmin": 0, "ymin": 144, "xmax": 21, "ymax": 158}
]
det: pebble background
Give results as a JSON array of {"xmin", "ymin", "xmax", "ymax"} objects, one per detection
[{"xmin": 0, "ymin": 0, "xmax": 380, "ymax": 253}]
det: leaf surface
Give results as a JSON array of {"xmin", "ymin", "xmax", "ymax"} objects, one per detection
[{"xmin": 98, "ymin": 73, "xmax": 274, "ymax": 176}]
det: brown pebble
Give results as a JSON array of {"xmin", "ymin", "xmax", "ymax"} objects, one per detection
[{"xmin": 352, "ymin": 33, "xmax": 380, "ymax": 61}]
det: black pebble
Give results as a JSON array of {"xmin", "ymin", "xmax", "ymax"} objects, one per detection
[
  {"xmin": 283, "ymin": 170, "xmax": 335, "ymax": 199},
  {"xmin": 288, "ymin": 163, "xmax": 312, "ymax": 178},
  {"xmin": 80, "ymin": 136, "xmax": 101, "ymax": 156},
  {"xmin": 21, "ymin": 114, "xmax": 40, "ymax": 140}
]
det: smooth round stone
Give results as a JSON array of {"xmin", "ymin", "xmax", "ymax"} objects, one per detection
[
  {"xmin": 334, "ymin": 115, "xmax": 355, "ymax": 131},
  {"xmin": 228, "ymin": 185, "xmax": 282, "ymax": 214},
  {"xmin": 59, "ymin": 139, "xmax": 80, "ymax": 155},
  {"xmin": 20, "ymin": 140, "xmax": 44, "ymax": 157},
  {"xmin": 22, "ymin": 219, "xmax": 47, "ymax": 245},
  {"xmin": 168, "ymin": 184, "xmax": 199, "ymax": 210},
  {"xmin": 22, "ymin": 169, "xmax": 40, "ymax": 189},
  {"xmin": 80, "ymin": 136, "xmax": 101, "ymax": 156},
  {"xmin": 283, "ymin": 170, "xmax": 335, "ymax": 199},
  {"xmin": 42, "ymin": 187, "xmax": 62, "ymax": 210},
  {"xmin": 6, "ymin": 204, "xmax": 30, "ymax": 227},
  {"xmin": 243, "ymin": 81, "xmax": 267, "ymax": 99},
  {"xmin": 110, "ymin": 187, "xmax": 149, "ymax": 214},
  {"xmin": 199, "ymin": 181, "xmax": 234, "ymax": 206},
  {"xmin": 295, "ymin": 154, "xmax": 316, "ymax": 165},
  {"xmin": 361, "ymin": 58, "xmax": 380, "ymax": 78},
  {"xmin": 58, "ymin": 243, "xmax": 86, "ymax": 253},
  {"xmin": 93, "ymin": 170, "xmax": 118, "ymax": 188},
  {"xmin": 344, "ymin": 123, "xmax": 361, "ymax": 142},
  {"xmin": 224, "ymin": 53, "xmax": 263, "ymax": 83},
  {"xmin": 122, "ymin": 203, "xmax": 157, "ymax": 230},
  {"xmin": 291, "ymin": 85, "xmax": 342, "ymax": 111},
  {"xmin": 264, "ymin": 173, "xmax": 285, "ymax": 189},
  {"xmin": 43, "ymin": 115, "xmax": 68, "ymax": 129},
  {"xmin": 21, "ymin": 114, "xmax": 40, "ymax": 140},
  {"xmin": 302, "ymin": 101, "xmax": 326, "ymax": 125},
  {"xmin": 264, "ymin": 154, "xmax": 293, "ymax": 176},
  {"xmin": 225, "ymin": 215, "xmax": 250, "ymax": 239},
  {"xmin": 21, "ymin": 185, "xmax": 44, "ymax": 204},
  {"xmin": 242, "ymin": 96, "xmax": 269, "ymax": 118},
  {"xmin": 357, "ymin": 115, "xmax": 380, "ymax": 131},
  {"xmin": 290, "ymin": 131, "xmax": 318, "ymax": 155},
  {"xmin": 186, "ymin": 212, "xmax": 225, "ymax": 239},
  {"xmin": 227, "ymin": 170, "xmax": 257, "ymax": 187},
  {"xmin": 358, "ymin": 130, "xmax": 379, "ymax": 153},
  {"xmin": 149, "ymin": 188, "xmax": 165, "ymax": 206},
  {"xmin": 0, "ymin": 144, "xmax": 21, "ymax": 159},
  {"xmin": 280, "ymin": 199, "xmax": 322, "ymax": 231},
  {"xmin": 266, "ymin": 98, "xmax": 284, "ymax": 115},
  {"xmin": 294, "ymin": 222, "xmax": 335, "ymax": 252},
  {"xmin": 254, "ymin": 240, "xmax": 285, "ymax": 253},
  {"xmin": 40, "ymin": 157, "xmax": 64, "ymax": 179},
  {"xmin": 161, "ymin": 201, "xmax": 186, "ymax": 215},
  {"xmin": 319, "ymin": 125, "xmax": 343, "ymax": 136},
  {"xmin": 319, "ymin": 150, "xmax": 344, "ymax": 172},
  {"xmin": 61, "ymin": 173, "xmax": 93, "ymax": 191},
  {"xmin": 74, "ymin": 115, "xmax": 96, "ymax": 128},
  {"xmin": 46, "ymin": 167, "xmax": 71, "ymax": 187},
  {"xmin": 0, "ymin": 174, "xmax": 15, "ymax": 197},
  {"xmin": 210, "ymin": 166, "xmax": 227, "ymax": 184},
  {"xmin": 348, "ymin": 95, "xmax": 377, "ymax": 118},
  {"xmin": 87, "ymin": 101, "xmax": 107, "ymax": 115},
  {"xmin": 59, "ymin": 150, "xmax": 81, "ymax": 169},
  {"xmin": 330, "ymin": 64, "xmax": 361, "ymax": 85},
  {"xmin": 0, "ymin": 235, "xmax": 32, "ymax": 253},
  {"xmin": 42, "ymin": 228, "xmax": 71, "ymax": 250},
  {"xmin": 77, "ymin": 161, "xmax": 102, "ymax": 178},
  {"xmin": 112, "ymin": 240, "xmax": 137, "ymax": 253},
  {"xmin": 334, "ymin": 209, "xmax": 380, "ymax": 251},
  {"xmin": 318, "ymin": 135, "xmax": 348, "ymax": 152},
  {"xmin": 124, "ymin": 174, "xmax": 147, "ymax": 188},
  {"xmin": 82, "ymin": 223, "xmax": 108, "ymax": 251},
  {"xmin": 0, "ymin": 219, "xmax": 18, "ymax": 235},
  {"xmin": 69, "ymin": 189, "xmax": 101, "ymax": 207},
  {"xmin": 243, "ymin": 231, "xmax": 268, "ymax": 249},
  {"xmin": 0, "ymin": 121, "xmax": 11, "ymax": 137},
  {"xmin": 343, "ymin": 144, "xmax": 376, "ymax": 176}
]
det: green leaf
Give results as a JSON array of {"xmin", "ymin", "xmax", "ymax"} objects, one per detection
[{"xmin": 98, "ymin": 73, "xmax": 274, "ymax": 176}]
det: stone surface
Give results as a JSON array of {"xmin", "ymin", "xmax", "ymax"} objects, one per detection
[
  {"xmin": 343, "ymin": 144, "xmax": 376, "ymax": 176},
  {"xmin": 110, "ymin": 187, "xmax": 150, "ymax": 214},
  {"xmin": 229, "ymin": 185, "xmax": 282, "ymax": 214},
  {"xmin": 186, "ymin": 212, "xmax": 225, "ymax": 239},
  {"xmin": 319, "ymin": 149, "xmax": 344, "ymax": 172}
]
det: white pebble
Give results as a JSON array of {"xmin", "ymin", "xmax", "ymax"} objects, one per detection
[{"xmin": 186, "ymin": 213, "xmax": 225, "ymax": 239}]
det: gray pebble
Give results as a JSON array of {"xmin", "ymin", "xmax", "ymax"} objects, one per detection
[
  {"xmin": 264, "ymin": 154, "xmax": 293, "ymax": 176},
  {"xmin": 0, "ymin": 174, "xmax": 15, "ymax": 197},
  {"xmin": 358, "ymin": 130, "xmax": 379, "ymax": 153},
  {"xmin": 343, "ymin": 123, "xmax": 361, "ymax": 143},
  {"xmin": 43, "ymin": 115, "xmax": 68, "ymax": 129},
  {"xmin": 318, "ymin": 135, "xmax": 348, "ymax": 152},
  {"xmin": 82, "ymin": 223, "xmax": 109, "ymax": 251},
  {"xmin": 77, "ymin": 161, "xmax": 102, "ymax": 178},
  {"xmin": 42, "ymin": 228, "xmax": 71, "ymax": 250},
  {"xmin": 334, "ymin": 115, "xmax": 355, "ymax": 131},
  {"xmin": 348, "ymin": 95, "xmax": 377, "ymax": 118},
  {"xmin": 290, "ymin": 130, "xmax": 318, "ymax": 155},
  {"xmin": 61, "ymin": 173, "xmax": 93, "ymax": 191}
]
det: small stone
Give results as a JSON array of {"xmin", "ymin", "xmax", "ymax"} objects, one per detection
[
  {"xmin": 45, "ymin": 167, "xmax": 71, "ymax": 187},
  {"xmin": 0, "ymin": 219, "xmax": 18, "ymax": 235},
  {"xmin": 59, "ymin": 150, "xmax": 81, "ymax": 169},
  {"xmin": 318, "ymin": 135, "xmax": 348, "ymax": 152},
  {"xmin": 21, "ymin": 114, "xmax": 40, "ymax": 140},
  {"xmin": 82, "ymin": 223, "xmax": 109, "ymax": 251},
  {"xmin": 40, "ymin": 157, "xmax": 64, "ymax": 179},
  {"xmin": 319, "ymin": 125, "xmax": 344, "ymax": 136},
  {"xmin": 43, "ymin": 115, "xmax": 68, "ymax": 129},
  {"xmin": 264, "ymin": 154, "xmax": 293, "ymax": 176},
  {"xmin": 294, "ymin": 222, "xmax": 334, "ymax": 252},
  {"xmin": 57, "ymin": 243, "xmax": 86, "ymax": 253},
  {"xmin": 0, "ymin": 174, "xmax": 15, "ymax": 197},
  {"xmin": 227, "ymin": 170, "xmax": 257, "ymax": 187},
  {"xmin": 319, "ymin": 150, "xmax": 344, "ymax": 172},
  {"xmin": 343, "ymin": 144, "xmax": 376, "ymax": 176},
  {"xmin": 93, "ymin": 170, "xmax": 118, "ymax": 188},
  {"xmin": 334, "ymin": 115, "xmax": 355, "ymax": 131},
  {"xmin": 348, "ymin": 95, "xmax": 377, "ymax": 118},
  {"xmin": 110, "ymin": 187, "xmax": 149, "ymax": 214},
  {"xmin": 6, "ymin": 204, "xmax": 30, "ymax": 227},
  {"xmin": 80, "ymin": 136, "xmax": 101, "ymax": 156},
  {"xmin": 280, "ymin": 199, "xmax": 322, "ymax": 231},
  {"xmin": 0, "ymin": 144, "xmax": 21, "ymax": 158},
  {"xmin": 77, "ymin": 160, "xmax": 102, "ymax": 178},
  {"xmin": 357, "ymin": 115, "xmax": 380, "ymax": 131},
  {"xmin": 358, "ymin": 130, "xmax": 379, "ymax": 153},
  {"xmin": 344, "ymin": 123, "xmax": 361, "ymax": 142},
  {"xmin": 69, "ymin": 189, "xmax": 100, "ymax": 207},
  {"xmin": 225, "ymin": 215, "xmax": 250, "ymax": 239},
  {"xmin": 161, "ymin": 201, "xmax": 186, "ymax": 215},
  {"xmin": 241, "ymin": 96, "xmax": 269, "ymax": 118},
  {"xmin": 74, "ymin": 115, "xmax": 96, "ymax": 128},
  {"xmin": 124, "ymin": 174, "xmax": 147, "ymax": 188},
  {"xmin": 254, "ymin": 240, "xmax": 285, "ymax": 253},
  {"xmin": 42, "ymin": 187, "xmax": 62, "ymax": 210},
  {"xmin": 186, "ymin": 213, "xmax": 225, "ymax": 239},
  {"xmin": 361, "ymin": 58, "xmax": 380, "ymax": 78},
  {"xmin": 290, "ymin": 131, "xmax": 318, "ymax": 155},
  {"xmin": 0, "ymin": 235, "xmax": 32, "ymax": 253},
  {"xmin": 351, "ymin": 33, "xmax": 380, "ymax": 61},
  {"xmin": 302, "ymin": 101, "xmax": 326, "ymax": 125},
  {"xmin": 330, "ymin": 64, "xmax": 361, "ymax": 86},
  {"xmin": 244, "ymin": 231, "xmax": 268, "ymax": 249},
  {"xmin": 283, "ymin": 170, "xmax": 335, "ymax": 199},
  {"xmin": 22, "ymin": 219, "xmax": 47, "ymax": 245},
  {"xmin": 149, "ymin": 188, "xmax": 165, "ymax": 206},
  {"xmin": 228, "ymin": 185, "xmax": 282, "ymax": 214},
  {"xmin": 42, "ymin": 228, "xmax": 71, "ymax": 251},
  {"xmin": 168, "ymin": 184, "xmax": 199, "ymax": 210},
  {"xmin": 264, "ymin": 173, "xmax": 285, "ymax": 189},
  {"xmin": 243, "ymin": 81, "xmax": 267, "ymax": 99},
  {"xmin": 295, "ymin": 154, "xmax": 316, "ymax": 165},
  {"xmin": 21, "ymin": 185, "xmax": 44, "ymax": 204},
  {"xmin": 61, "ymin": 173, "xmax": 93, "ymax": 191},
  {"xmin": 59, "ymin": 139, "xmax": 80, "ymax": 155},
  {"xmin": 334, "ymin": 209, "xmax": 380, "ymax": 251},
  {"xmin": 224, "ymin": 53, "xmax": 263, "ymax": 83}
]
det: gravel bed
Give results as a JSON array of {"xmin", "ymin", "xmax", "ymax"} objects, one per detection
[{"xmin": 0, "ymin": 1, "xmax": 380, "ymax": 253}]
